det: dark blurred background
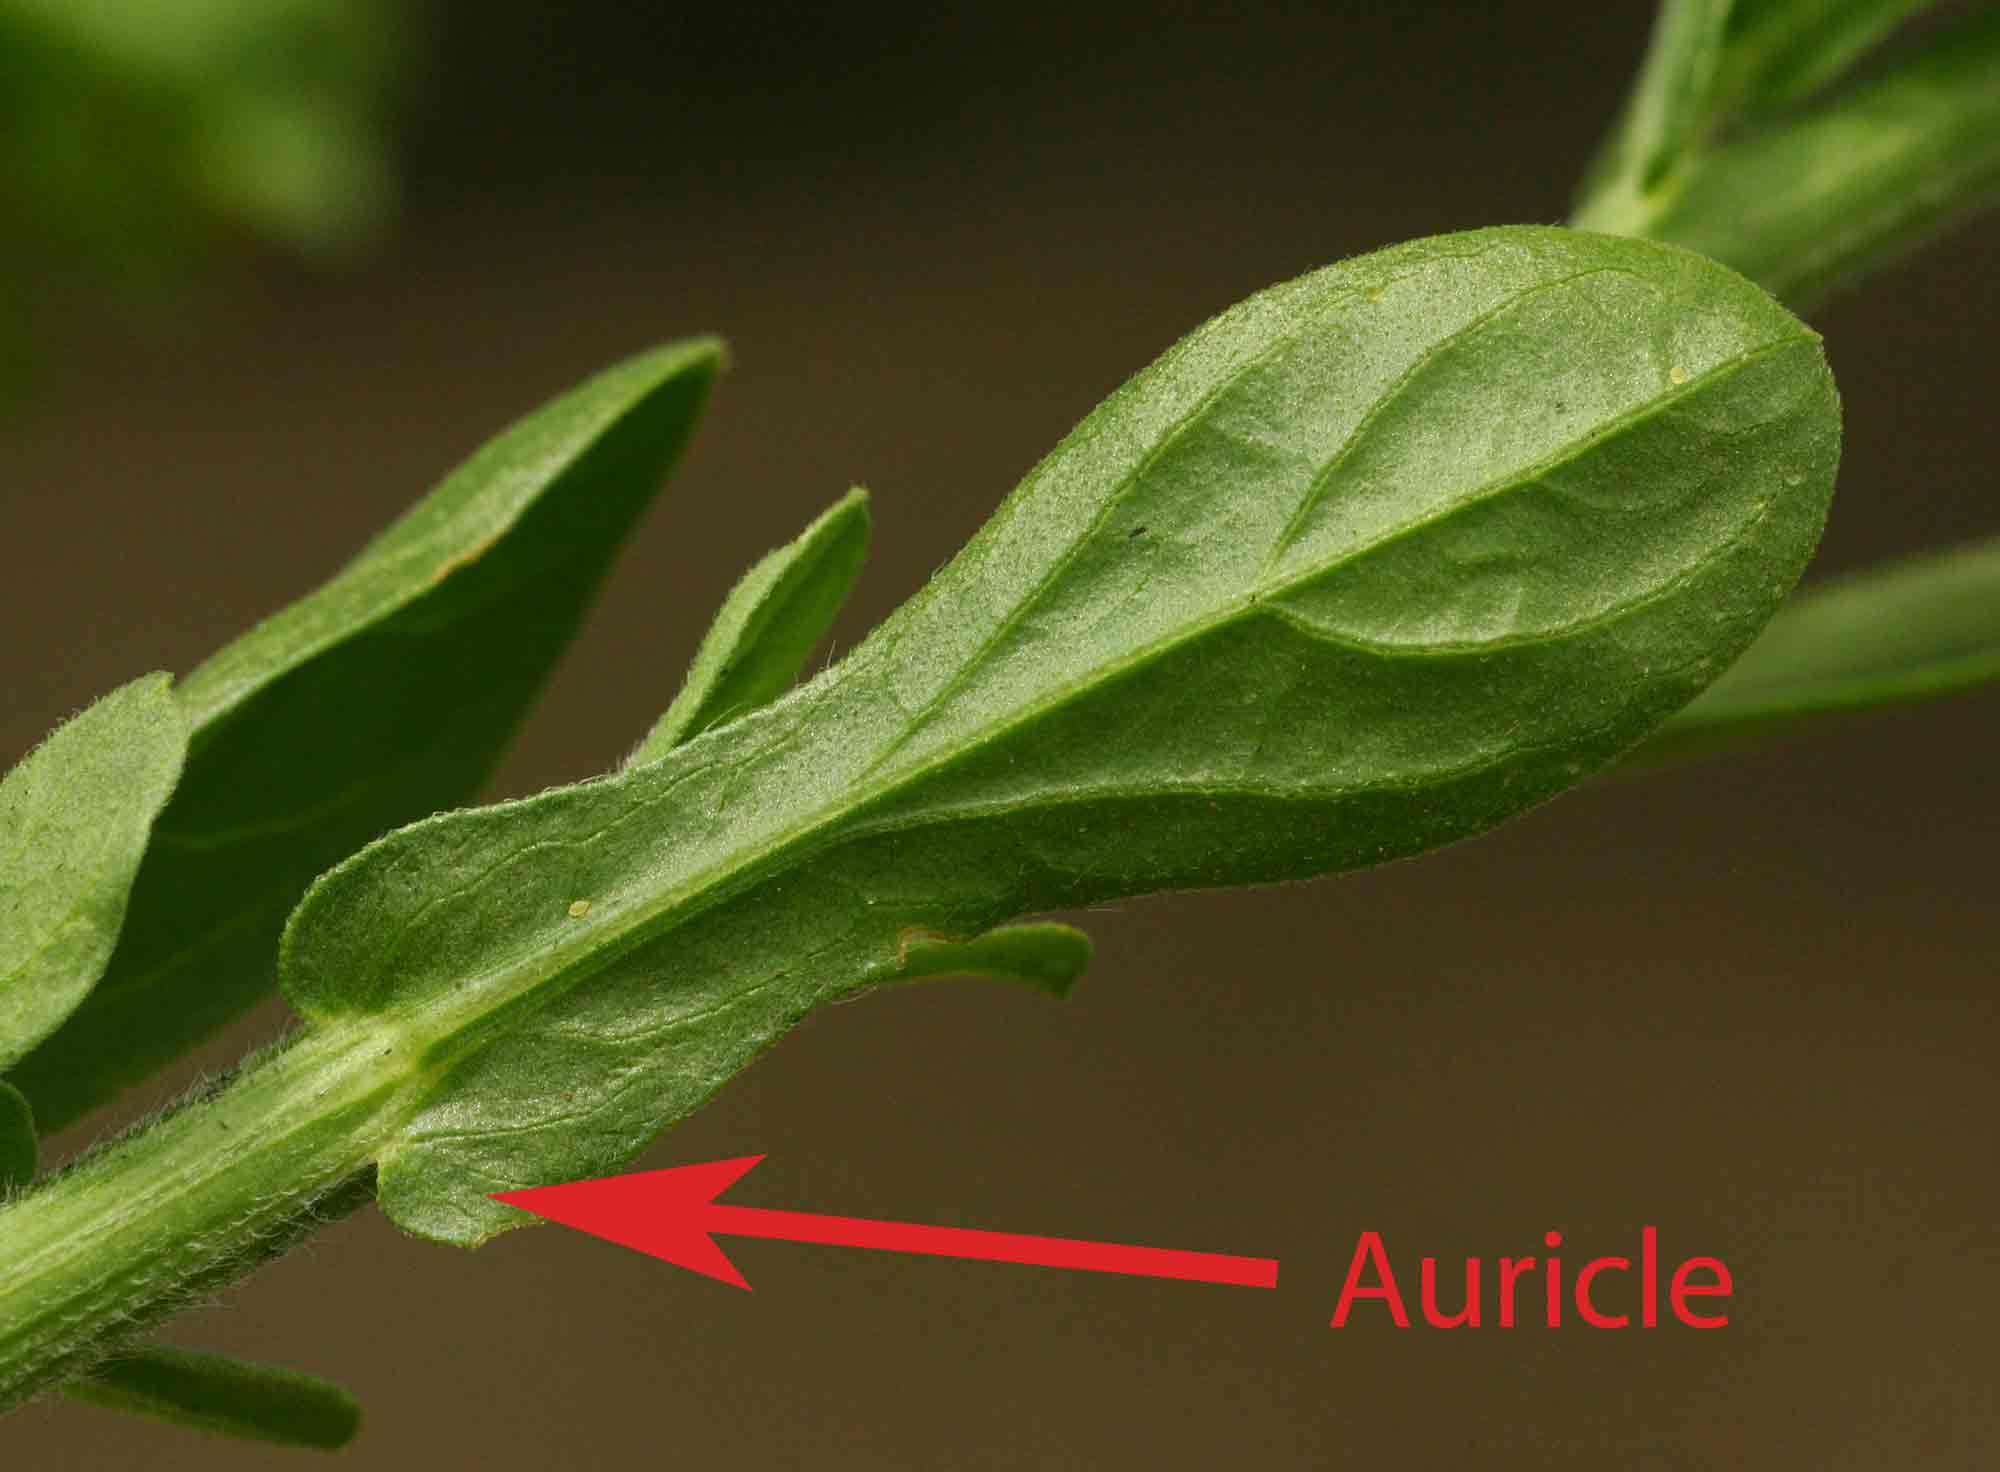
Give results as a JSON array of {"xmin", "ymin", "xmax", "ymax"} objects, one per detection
[{"xmin": 3, "ymin": 2, "xmax": 1995, "ymax": 1467}]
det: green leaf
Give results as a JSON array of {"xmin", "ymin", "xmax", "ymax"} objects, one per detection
[
  {"xmin": 1641, "ymin": 8, "xmax": 2000, "ymax": 305},
  {"xmin": 272, "ymin": 227, "xmax": 1836, "ymax": 1247},
  {"xmin": 1629, "ymin": 534, "xmax": 2000, "ymax": 765},
  {"xmin": 62, "ymin": 1344, "xmax": 360, "ymax": 1451},
  {"xmin": 0, "ymin": 675, "xmax": 185, "ymax": 1071},
  {"xmin": 894, "ymin": 922, "xmax": 1093, "ymax": 1000},
  {"xmin": 9, "ymin": 340, "xmax": 722, "ymax": 1132},
  {"xmin": 0, "ymin": 1082, "xmax": 33, "ymax": 1191},
  {"xmin": 1573, "ymin": 0, "xmax": 1738, "ymax": 234},
  {"xmin": 1716, "ymin": 0, "xmax": 1937, "ymax": 112},
  {"xmin": 632, "ymin": 487, "xmax": 871, "ymax": 763}
]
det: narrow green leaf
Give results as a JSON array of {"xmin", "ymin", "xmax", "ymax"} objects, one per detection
[
  {"xmin": 0, "ymin": 1082, "xmax": 33, "ymax": 1191},
  {"xmin": 1573, "ymin": 0, "xmax": 1738, "ymax": 234},
  {"xmin": 1629, "ymin": 534, "xmax": 2000, "ymax": 765},
  {"xmin": 9, "ymin": 340, "xmax": 723, "ymax": 1132},
  {"xmin": 894, "ymin": 922, "xmax": 1093, "ymax": 1000},
  {"xmin": 274, "ymin": 227, "xmax": 1837, "ymax": 1247},
  {"xmin": 1716, "ymin": 0, "xmax": 1937, "ymax": 112},
  {"xmin": 62, "ymin": 1345, "xmax": 360, "ymax": 1451},
  {"xmin": 0, "ymin": 674, "xmax": 184, "ymax": 1070},
  {"xmin": 631, "ymin": 486, "xmax": 871, "ymax": 763},
  {"xmin": 1643, "ymin": 8, "xmax": 2000, "ymax": 305}
]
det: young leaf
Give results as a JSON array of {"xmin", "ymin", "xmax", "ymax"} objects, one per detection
[
  {"xmin": 274, "ymin": 226, "xmax": 1838, "ymax": 1246},
  {"xmin": 1642, "ymin": 8, "xmax": 2000, "ymax": 305},
  {"xmin": 1629, "ymin": 534, "xmax": 2000, "ymax": 765},
  {"xmin": 62, "ymin": 1345, "xmax": 360, "ymax": 1451},
  {"xmin": 9, "ymin": 340, "xmax": 723, "ymax": 1132},
  {"xmin": 0, "ymin": 1082, "xmax": 33, "ymax": 1191},
  {"xmin": 631, "ymin": 486, "xmax": 871, "ymax": 763},
  {"xmin": 0, "ymin": 674, "xmax": 184, "ymax": 1070},
  {"xmin": 1716, "ymin": 0, "xmax": 1938, "ymax": 113}
]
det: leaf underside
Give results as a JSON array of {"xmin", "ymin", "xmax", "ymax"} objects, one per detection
[
  {"xmin": 276, "ymin": 226, "xmax": 1838, "ymax": 1247},
  {"xmin": 10, "ymin": 341, "xmax": 722, "ymax": 1132},
  {"xmin": 635, "ymin": 499, "xmax": 1093, "ymax": 1003},
  {"xmin": 0, "ymin": 674, "xmax": 184, "ymax": 1073}
]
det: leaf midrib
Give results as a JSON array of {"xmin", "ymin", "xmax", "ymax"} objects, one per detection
[{"xmin": 865, "ymin": 262, "xmax": 1638, "ymax": 780}]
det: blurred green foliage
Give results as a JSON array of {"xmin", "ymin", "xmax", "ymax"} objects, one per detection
[{"xmin": 0, "ymin": 0, "xmax": 401, "ymax": 346}]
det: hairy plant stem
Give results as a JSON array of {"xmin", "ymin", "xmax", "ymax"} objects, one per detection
[{"xmin": 0, "ymin": 1026, "xmax": 411, "ymax": 1410}]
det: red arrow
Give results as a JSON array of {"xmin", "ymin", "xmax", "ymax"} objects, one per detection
[{"xmin": 492, "ymin": 1156, "xmax": 1279, "ymax": 1292}]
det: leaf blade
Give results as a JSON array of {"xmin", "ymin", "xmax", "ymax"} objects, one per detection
[
  {"xmin": 1644, "ymin": 8, "xmax": 2000, "ymax": 305},
  {"xmin": 175, "ymin": 339, "xmax": 724, "ymax": 732},
  {"xmin": 61, "ymin": 1345, "xmax": 360, "ymax": 1451},
  {"xmin": 0, "ymin": 674, "xmax": 185, "ymax": 1070},
  {"xmin": 9, "ymin": 340, "xmax": 723, "ymax": 1131},
  {"xmin": 278, "ymin": 227, "xmax": 1838, "ymax": 1246},
  {"xmin": 1629, "ymin": 534, "xmax": 2000, "ymax": 765},
  {"xmin": 1717, "ymin": 0, "xmax": 1938, "ymax": 112},
  {"xmin": 633, "ymin": 486, "xmax": 870, "ymax": 762}
]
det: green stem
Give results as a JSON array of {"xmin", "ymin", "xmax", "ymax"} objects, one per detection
[
  {"xmin": 1571, "ymin": 0, "xmax": 1735, "ymax": 237},
  {"xmin": 0, "ymin": 1026, "xmax": 407, "ymax": 1410}
]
